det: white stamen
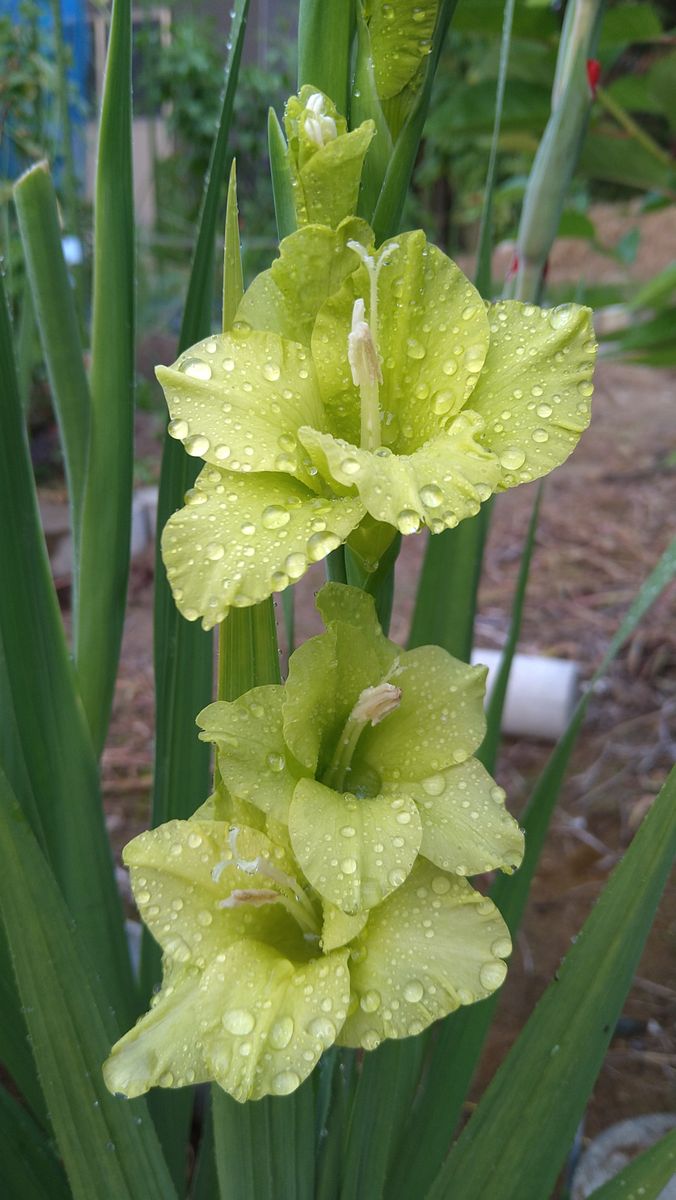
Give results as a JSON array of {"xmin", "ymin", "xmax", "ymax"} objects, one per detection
[
  {"xmin": 351, "ymin": 682, "xmax": 402, "ymax": 726},
  {"xmin": 219, "ymin": 888, "xmax": 281, "ymax": 909},
  {"xmin": 348, "ymin": 298, "xmax": 381, "ymax": 388},
  {"xmin": 304, "ymin": 93, "xmax": 337, "ymax": 146}
]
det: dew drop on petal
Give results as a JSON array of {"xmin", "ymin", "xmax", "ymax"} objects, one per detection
[
  {"xmin": 285, "ymin": 553, "xmax": 307, "ymax": 580},
  {"xmin": 532, "ymin": 428, "xmax": 549, "ymax": 443},
  {"xmin": 499, "ymin": 447, "xmax": 526, "ymax": 470},
  {"xmin": 360, "ymin": 990, "xmax": 381, "ymax": 1012},
  {"xmin": 185, "ymin": 434, "xmax": 210, "ymax": 457},
  {"xmin": 403, "ymin": 979, "xmax": 424, "ymax": 1003},
  {"xmin": 307, "ymin": 1017, "xmax": 336, "ymax": 1046},
  {"xmin": 432, "ymin": 875, "xmax": 451, "ymax": 895},
  {"xmin": 273, "ymin": 1070, "xmax": 301, "ymax": 1095},
  {"xmin": 180, "ymin": 357, "xmax": 212, "ymax": 381},
  {"xmin": 419, "ymin": 485, "xmax": 443, "ymax": 509},
  {"xmin": 214, "ymin": 444, "xmax": 231, "ymax": 460},
  {"xmin": 442, "ymin": 359, "xmax": 458, "ymax": 377},
  {"xmin": 307, "ymin": 531, "xmax": 341, "ymax": 561},
  {"xmin": 397, "ymin": 509, "xmax": 421, "ymax": 535},
  {"xmin": 549, "ymin": 304, "xmax": 573, "ymax": 329},
  {"xmin": 341, "ymin": 858, "xmax": 357, "ymax": 875},
  {"xmin": 491, "ymin": 937, "xmax": 512, "ymax": 959},
  {"xmin": 266, "ymin": 752, "xmax": 286, "ymax": 773},
  {"xmin": 206, "ymin": 542, "xmax": 225, "ymax": 561},
  {"xmin": 479, "ymin": 961, "xmax": 507, "ymax": 990},
  {"xmin": 223, "ymin": 1008, "xmax": 255, "ymax": 1035},
  {"xmin": 341, "ymin": 458, "xmax": 361, "ymax": 476},
  {"xmin": 269, "ymin": 1017, "xmax": 294, "ymax": 1049},
  {"xmin": 168, "ymin": 418, "xmax": 189, "ymax": 440},
  {"xmin": 263, "ymin": 362, "xmax": 281, "ymax": 381},
  {"xmin": 262, "ymin": 504, "xmax": 291, "ymax": 530},
  {"xmin": 422, "ymin": 774, "xmax": 445, "ymax": 796}
]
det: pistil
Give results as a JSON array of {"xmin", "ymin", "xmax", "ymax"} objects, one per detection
[
  {"xmin": 346, "ymin": 240, "xmax": 398, "ymax": 450},
  {"xmin": 322, "ymin": 682, "xmax": 402, "ymax": 793}
]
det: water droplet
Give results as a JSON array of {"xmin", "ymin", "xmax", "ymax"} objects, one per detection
[
  {"xmin": 388, "ymin": 867, "xmax": 407, "ymax": 888},
  {"xmin": 432, "ymin": 875, "xmax": 451, "ymax": 895},
  {"xmin": 341, "ymin": 858, "xmax": 357, "ymax": 875},
  {"xmin": 422, "ymin": 774, "xmax": 445, "ymax": 796},
  {"xmin": 187, "ymin": 832, "xmax": 203, "ymax": 849},
  {"xmin": 206, "ymin": 542, "xmax": 225, "ymax": 561},
  {"xmin": 433, "ymin": 390, "xmax": 454, "ymax": 415},
  {"xmin": 361, "ymin": 1029, "xmax": 381, "ymax": 1051},
  {"xmin": 532, "ymin": 428, "xmax": 548, "ymax": 443},
  {"xmin": 197, "ymin": 910, "xmax": 213, "ymax": 926},
  {"xmin": 263, "ymin": 362, "xmax": 281, "ymax": 381},
  {"xmin": 397, "ymin": 509, "xmax": 421, "ymax": 534},
  {"xmin": 266, "ymin": 752, "xmax": 286, "ymax": 773},
  {"xmin": 214, "ymin": 444, "xmax": 231, "ymax": 460},
  {"xmin": 442, "ymin": 359, "xmax": 458, "ymax": 377},
  {"xmin": 341, "ymin": 457, "xmax": 361, "ymax": 476},
  {"xmin": 308, "ymin": 1016, "xmax": 336, "ymax": 1046},
  {"xmin": 360, "ymin": 990, "xmax": 381, "ymax": 1012},
  {"xmin": 180, "ymin": 357, "xmax": 212, "ymax": 381},
  {"xmin": 404, "ymin": 979, "xmax": 424, "ymax": 1003},
  {"xmin": 223, "ymin": 358, "xmax": 235, "ymax": 372},
  {"xmin": 406, "ymin": 337, "xmax": 426, "ymax": 359},
  {"xmin": 396, "ymin": 811, "xmax": 412, "ymax": 825},
  {"xmin": 269, "ymin": 1017, "xmax": 294, "ymax": 1049},
  {"xmin": 262, "ymin": 504, "xmax": 291, "ymax": 530},
  {"xmin": 419, "ymin": 484, "xmax": 443, "ymax": 508},
  {"xmin": 463, "ymin": 345, "xmax": 485, "ymax": 373},
  {"xmin": 159, "ymin": 1071, "xmax": 174, "ymax": 1086},
  {"xmin": 185, "ymin": 434, "xmax": 210, "ymax": 457},
  {"xmin": 479, "ymin": 961, "xmax": 507, "ymax": 990},
  {"xmin": 549, "ymin": 304, "xmax": 573, "ymax": 329},
  {"xmin": 536, "ymin": 403, "xmax": 552, "ymax": 419},
  {"xmin": 491, "ymin": 937, "xmax": 512, "ymax": 958},
  {"xmin": 462, "ymin": 304, "xmax": 477, "ymax": 321},
  {"xmin": 307, "ymin": 531, "xmax": 341, "ymax": 561},
  {"xmin": 499, "ymin": 447, "xmax": 526, "ymax": 471},
  {"xmin": 168, "ymin": 418, "xmax": 189, "ymax": 440},
  {"xmin": 223, "ymin": 1008, "xmax": 255, "ymax": 1035},
  {"xmin": 340, "ymin": 825, "xmax": 356, "ymax": 838},
  {"xmin": 273, "ymin": 1070, "xmax": 301, "ymax": 1095},
  {"xmin": 285, "ymin": 553, "xmax": 307, "ymax": 580},
  {"xmin": 578, "ymin": 381, "xmax": 594, "ymax": 398}
]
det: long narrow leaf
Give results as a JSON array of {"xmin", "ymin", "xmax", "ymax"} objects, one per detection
[
  {"xmin": 0, "ymin": 766, "xmax": 176, "ymax": 1200},
  {"xmin": 388, "ymin": 537, "xmax": 676, "ymax": 1200},
  {"xmin": 267, "ymin": 108, "xmax": 297, "ymax": 242},
  {"xmin": 474, "ymin": 0, "xmax": 517, "ymax": 297},
  {"xmin": 587, "ymin": 1127, "xmax": 676, "ymax": 1200},
  {"xmin": 298, "ymin": 0, "xmax": 354, "ymax": 114},
  {"xmin": 0, "ymin": 268, "xmax": 134, "ymax": 1022},
  {"xmin": 76, "ymin": 0, "xmax": 135, "ymax": 754},
  {"xmin": 14, "ymin": 162, "xmax": 89, "ymax": 598},
  {"xmin": 0, "ymin": 1085, "xmax": 69, "ymax": 1200},
  {"xmin": 478, "ymin": 483, "xmax": 543, "ymax": 773},
  {"xmin": 427, "ymin": 765, "xmax": 676, "ymax": 1200},
  {"xmin": 145, "ymin": 0, "xmax": 251, "ymax": 993},
  {"xmin": 408, "ymin": 507, "xmax": 491, "ymax": 660}
]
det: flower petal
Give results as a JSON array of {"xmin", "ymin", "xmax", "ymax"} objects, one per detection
[
  {"xmin": 315, "ymin": 580, "xmax": 392, "ymax": 647},
  {"xmin": 385, "ymin": 758, "xmax": 524, "ymax": 877},
  {"xmin": 338, "ymin": 860, "xmax": 512, "ymax": 1049},
  {"xmin": 198, "ymin": 687, "xmax": 305, "ymax": 822},
  {"xmin": 237, "ymin": 219, "xmax": 373, "ymax": 346},
  {"xmin": 161, "ymin": 466, "xmax": 364, "ymax": 628},
  {"xmin": 357, "ymin": 646, "xmax": 488, "ymax": 781},
  {"xmin": 298, "ymin": 415, "xmax": 500, "ymax": 535},
  {"xmin": 157, "ymin": 330, "xmax": 326, "ymax": 488},
  {"xmin": 285, "ymin": 87, "xmax": 375, "ymax": 230},
  {"xmin": 124, "ymin": 820, "xmax": 309, "ymax": 967},
  {"xmin": 468, "ymin": 300, "xmax": 596, "ymax": 488},
  {"xmin": 105, "ymin": 940, "xmax": 350, "ymax": 1102},
  {"xmin": 321, "ymin": 902, "xmax": 368, "ymax": 953},
  {"xmin": 288, "ymin": 778, "xmax": 422, "ymax": 915},
  {"xmin": 311, "ymin": 231, "xmax": 490, "ymax": 450},
  {"xmin": 282, "ymin": 622, "xmax": 398, "ymax": 774}
]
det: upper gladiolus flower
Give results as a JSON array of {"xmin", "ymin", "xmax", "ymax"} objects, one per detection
[
  {"xmin": 198, "ymin": 584, "xmax": 524, "ymax": 916},
  {"xmin": 158, "ymin": 221, "xmax": 596, "ymax": 629}
]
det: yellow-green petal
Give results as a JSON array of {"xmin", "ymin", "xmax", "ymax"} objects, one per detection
[
  {"xmin": 156, "ymin": 330, "xmax": 326, "ymax": 489},
  {"xmin": 284, "ymin": 88, "xmax": 375, "ymax": 230},
  {"xmin": 105, "ymin": 940, "xmax": 350, "ymax": 1102},
  {"xmin": 357, "ymin": 646, "xmax": 487, "ymax": 780},
  {"xmin": 468, "ymin": 300, "xmax": 596, "ymax": 489},
  {"xmin": 288, "ymin": 778, "xmax": 422, "ymax": 915},
  {"xmin": 283, "ymin": 621, "xmax": 398, "ymax": 774},
  {"xmin": 299, "ymin": 415, "xmax": 500, "ymax": 534},
  {"xmin": 237, "ymin": 219, "xmax": 373, "ymax": 346},
  {"xmin": 311, "ymin": 232, "xmax": 490, "ymax": 451},
  {"xmin": 198, "ymin": 687, "xmax": 303, "ymax": 821},
  {"xmin": 124, "ymin": 820, "xmax": 309, "ymax": 967},
  {"xmin": 338, "ymin": 860, "xmax": 512, "ymax": 1049},
  {"xmin": 321, "ymin": 902, "xmax": 368, "ymax": 953},
  {"xmin": 385, "ymin": 758, "xmax": 525, "ymax": 877},
  {"xmin": 161, "ymin": 466, "xmax": 364, "ymax": 628},
  {"xmin": 315, "ymin": 581, "xmax": 395, "ymax": 649}
]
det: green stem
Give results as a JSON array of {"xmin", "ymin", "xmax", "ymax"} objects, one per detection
[{"xmin": 596, "ymin": 84, "xmax": 673, "ymax": 167}]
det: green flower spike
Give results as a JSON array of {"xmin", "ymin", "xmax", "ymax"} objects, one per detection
[
  {"xmin": 158, "ymin": 224, "xmax": 596, "ymax": 628},
  {"xmin": 283, "ymin": 86, "xmax": 375, "ymax": 229},
  {"xmin": 198, "ymin": 584, "xmax": 524, "ymax": 917},
  {"xmin": 103, "ymin": 809, "xmax": 513, "ymax": 1101}
]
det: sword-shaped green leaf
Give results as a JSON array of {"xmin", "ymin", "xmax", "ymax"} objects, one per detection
[
  {"xmin": 587, "ymin": 1127, "xmax": 676, "ymax": 1200},
  {"xmin": 427, "ymin": 764, "xmax": 676, "ymax": 1200},
  {"xmin": 0, "ymin": 1086, "xmax": 69, "ymax": 1200},
  {"xmin": 0, "ymin": 766, "xmax": 176, "ymax": 1200}
]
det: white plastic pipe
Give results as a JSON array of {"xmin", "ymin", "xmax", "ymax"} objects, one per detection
[{"xmin": 471, "ymin": 647, "xmax": 580, "ymax": 742}]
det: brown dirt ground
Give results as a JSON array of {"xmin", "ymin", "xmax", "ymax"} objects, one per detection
[{"xmin": 96, "ymin": 209, "xmax": 676, "ymax": 1175}]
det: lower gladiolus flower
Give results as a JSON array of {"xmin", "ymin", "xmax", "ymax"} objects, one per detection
[{"xmin": 103, "ymin": 811, "xmax": 512, "ymax": 1103}]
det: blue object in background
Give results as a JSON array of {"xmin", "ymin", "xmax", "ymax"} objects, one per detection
[{"xmin": 0, "ymin": 0, "xmax": 90, "ymax": 186}]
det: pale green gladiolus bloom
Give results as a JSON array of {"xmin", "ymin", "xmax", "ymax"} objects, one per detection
[
  {"xmin": 158, "ymin": 223, "xmax": 596, "ymax": 629},
  {"xmin": 103, "ymin": 807, "xmax": 513, "ymax": 1102},
  {"xmin": 283, "ymin": 86, "xmax": 375, "ymax": 229},
  {"xmin": 198, "ymin": 584, "xmax": 524, "ymax": 916}
]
